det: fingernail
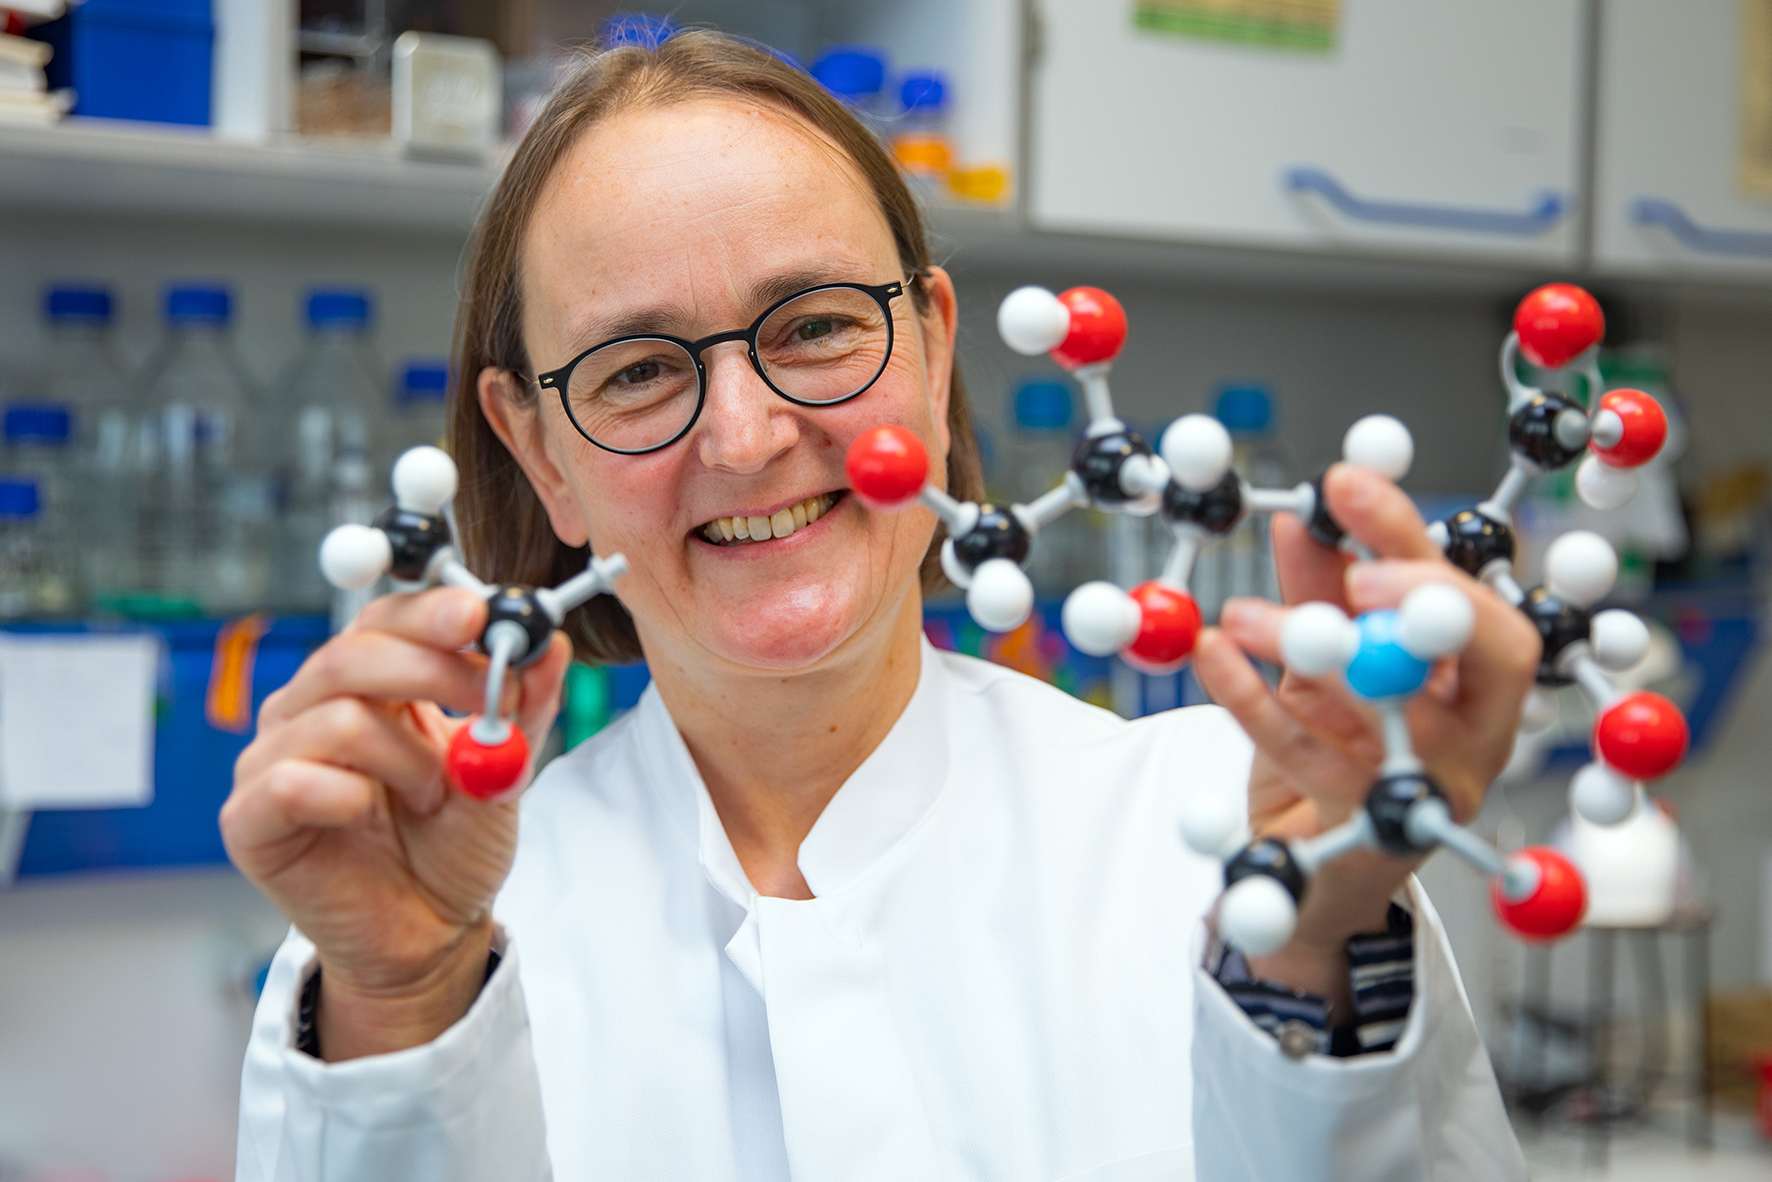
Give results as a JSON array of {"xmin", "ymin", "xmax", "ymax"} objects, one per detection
[
  {"xmin": 443, "ymin": 594, "xmax": 479, "ymax": 636},
  {"xmin": 1349, "ymin": 562, "xmax": 1391, "ymax": 599},
  {"xmin": 1219, "ymin": 600, "xmax": 1254, "ymax": 630}
]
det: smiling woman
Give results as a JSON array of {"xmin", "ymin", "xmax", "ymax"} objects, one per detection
[{"xmin": 225, "ymin": 28, "xmax": 1537, "ymax": 1182}]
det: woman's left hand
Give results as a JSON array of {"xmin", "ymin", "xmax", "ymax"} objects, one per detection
[{"xmin": 1190, "ymin": 463, "xmax": 1542, "ymax": 1017}]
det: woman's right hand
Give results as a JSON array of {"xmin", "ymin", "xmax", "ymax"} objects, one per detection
[{"xmin": 222, "ymin": 586, "xmax": 571, "ymax": 1060}]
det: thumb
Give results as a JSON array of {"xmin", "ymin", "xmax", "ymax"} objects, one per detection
[{"xmin": 515, "ymin": 632, "xmax": 573, "ymax": 744}]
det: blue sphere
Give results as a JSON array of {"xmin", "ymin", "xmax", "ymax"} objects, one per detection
[{"xmin": 1344, "ymin": 610, "xmax": 1431, "ymax": 700}]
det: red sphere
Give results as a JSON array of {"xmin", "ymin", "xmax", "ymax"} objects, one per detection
[
  {"xmin": 447, "ymin": 720, "xmax": 530, "ymax": 801},
  {"xmin": 1493, "ymin": 846, "xmax": 1587, "ymax": 940},
  {"xmin": 845, "ymin": 425, "xmax": 929, "ymax": 509},
  {"xmin": 1513, "ymin": 283, "xmax": 1604, "ymax": 368},
  {"xmin": 1590, "ymin": 388, "xmax": 1668, "ymax": 468},
  {"xmin": 1050, "ymin": 287, "xmax": 1128, "ymax": 370},
  {"xmin": 1122, "ymin": 582, "xmax": 1202, "ymax": 673},
  {"xmin": 1594, "ymin": 691, "xmax": 1688, "ymax": 780}
]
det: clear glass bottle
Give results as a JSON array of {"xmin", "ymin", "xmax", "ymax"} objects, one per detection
[
  {"xmin": 386, "ymin": 358, "xmax": 450, "ymax": 466},
  {"xmin": 811, "ymin": 47, "xmax": 888, "ymax": 134},
  {"xmin": 33, "ymin": 287, "xmax": 137, "ymax": 611},
  {"xmin": 892, "ymin": 71, "xmax": 953, "ymax": 186},
  {"xmin": 273, "ymin": 289, "xmax": 383, "ymax": 613},
  {"xmin": 1, "ymin": 405, "xmax": 78, "ymax": 611},
  {"xmin": 135, "ymin": 285, "xmax": 268, "ymax": 616},
  {"xmin": 0, "ymin": 478, "xmax": 71, "ymax": 618}
]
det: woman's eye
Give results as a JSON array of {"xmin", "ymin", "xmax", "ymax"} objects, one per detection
[
  {"xmin": 794, "ymin": 319, "xmax": 835, "ymax": 341},
  {"xmin": 615, "ymin": 361, "xmax": 662, "ymax": 384}
]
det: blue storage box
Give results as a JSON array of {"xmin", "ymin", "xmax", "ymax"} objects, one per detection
[{"xmin": 35, "ymin": 0, "xmax": 214, "ymax": 127}]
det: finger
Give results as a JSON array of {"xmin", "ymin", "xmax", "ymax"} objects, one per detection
[
  {"xmin": 515, "ymin": 633, "xmax": 573, "ymax": 740},
  {"xmin": 1346, "ymin": 559, "xmax": 1540, "ymax": 730},
  {"xmin": 221, "ymin": 759, "xmax": 383, "ymax": 865},
  {"xmin": 1272, "ymin": 511, "xmax": 1351, "ymax": 608},
  {"xmin": 1217, "ymin": 598, "xmax": 1386, "ymax": 764},
  {"xmin": 1193, "ymin": 628, "xmax": 1371, "ymax": 812},
  {"xmin": 1321, "ymin": 464, "xmax": 1442, "ymax": 562},
  {"xmin": 238, "ymin": 697, "xmax": 447, "ymax": 818},
  {"xmin": 261, "ymin": 629, "xmax": 488, "ymax": 728},
  {"xmin": 350, "ymin": 585, "xmax": 487, "ymax": 646}
]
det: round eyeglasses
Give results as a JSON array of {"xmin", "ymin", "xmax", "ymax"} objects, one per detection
[{"xmin": 535, "ymin": 280, "xmax": 906, "ymax": 455}]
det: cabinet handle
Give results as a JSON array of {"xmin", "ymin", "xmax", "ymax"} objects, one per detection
[
  {"xmin": 1631, "ymin": 198, "xmax": 1772, "ymax": 258},
  {"xmin": 1283, "ymin": 167, "xmax": 1567, "ymax": 236}
]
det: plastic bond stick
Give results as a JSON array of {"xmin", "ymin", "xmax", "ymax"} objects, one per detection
[{"xmin": 317, "ymin": 446, "xmax": 628, "ymax": 801}]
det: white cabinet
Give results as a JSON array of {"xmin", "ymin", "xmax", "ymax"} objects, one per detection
[
  {"xmin": 1592, "ymin": 0, "xmax": 1772, "ymax": 281},
  {"xmin": 1027, "ymin": 0, "xmax": 1587, "ymax": 266}
]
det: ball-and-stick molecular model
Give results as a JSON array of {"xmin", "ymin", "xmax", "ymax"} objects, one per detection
[
  {"xmin": 1429, "ymin": 283, "xmax": 1669, "ymax": 604},
  {"xmin": 1060, "ymin": 411, "xmax": 1415, "ymax": 673},
  {"xmin": 1181, "ymin": 582, "xmax": 1588, "ymax": 956},
  {"xmin": 319, "ymin": 446, "xmax": 628, "ymax": 801}
]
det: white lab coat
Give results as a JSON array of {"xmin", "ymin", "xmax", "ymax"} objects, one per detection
[{"xmin": 236, "ymin": 639, "xmax": 1524, "ymax": 1181}]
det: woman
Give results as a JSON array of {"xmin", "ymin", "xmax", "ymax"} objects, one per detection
[{"xmin": 228, "ymin": 31, "xmax": 1538, "ymax": 1181}]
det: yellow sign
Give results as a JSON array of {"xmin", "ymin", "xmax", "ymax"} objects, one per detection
[{"xmin": 1135, "ymin": 0, "xmax": 1341, "ymax": 53}]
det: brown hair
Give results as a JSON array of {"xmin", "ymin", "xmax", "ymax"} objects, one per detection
[{"xmin": 449, "ymin": 29, "xmax": 983, "ymax": 665}]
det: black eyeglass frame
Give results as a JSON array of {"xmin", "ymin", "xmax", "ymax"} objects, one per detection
[{"xmin": 534, "ymin": 279, "xmax": 906, "ymax": 456}]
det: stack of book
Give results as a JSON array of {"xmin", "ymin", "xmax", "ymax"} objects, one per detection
[{"xmin": 1, "ymin": 0, "xmax": 69, "ymax": 125}]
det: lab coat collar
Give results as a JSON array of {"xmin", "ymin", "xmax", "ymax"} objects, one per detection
[{"xmin": 632, "ymin": 635, "xmax": 952, "ymax": 907}]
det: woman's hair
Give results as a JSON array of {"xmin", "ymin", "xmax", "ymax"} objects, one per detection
[{"xmin": 449, "ymin": 29, "xmax": 984, "ymax": 665}]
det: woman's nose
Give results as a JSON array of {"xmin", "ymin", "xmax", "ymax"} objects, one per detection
[{"xmin": 694, "ymin": 341, "xmax": 800, "ymax": 474}]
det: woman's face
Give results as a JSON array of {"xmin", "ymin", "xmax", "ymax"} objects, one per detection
[{"xmin": 489, "ymin": 98, "xmax": 957, "ymax": 676}]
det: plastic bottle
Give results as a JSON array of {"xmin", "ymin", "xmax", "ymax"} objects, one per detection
[
  {"xmin": 1197, "ymin": 384, "xmax": 1288, "ymax": 621},
  {"xmin": 892, "ymin": 71, "xmax": 953, "ymax": 182},
  {"xmin": 32, "ymin": 286, "xmax": 137, "ymax": 609},
  {"xmin": 387, "ymin": 359, "xmax": 450, "ymax": 463},
  {"xmin": 274, "ymin": 289, "xmax": 383, "ymax": 612},
  {"xmin": 0, "ymin": 479, "xmax": 71, "ymax": 618},
  {"xmin": 1010, "ymin": 378, "xmax": 1098, "ymax": 594},
  {"xmin": 811, "ymin": 47, "xmax": 888, "ymax": 132},
  {"xmin": 1, "ymin": 405, "xmax": 78, "ymax": 610},
  {"xmin": 135, "ymin": 285, "xmax": 267, "ymax": 616}
]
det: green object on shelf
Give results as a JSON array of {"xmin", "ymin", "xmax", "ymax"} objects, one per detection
[{"xmin": 564, "ymin": 662, "xmax": 613, "ymax": 751}]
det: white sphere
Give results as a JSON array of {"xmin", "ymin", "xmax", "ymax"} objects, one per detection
[
  {"xmin": 1342, "ymin": 415, "xmax": 1414, "ymax": 480},
  {"xmin": 1544, "ymin": 530, "xmax": 1617, "ymax": 607},
  {"xmin": 318, "ymin": 523, "xmax": 392, "ymax": 590},
  {"xmin": 997, "ymin": 286, "xmax": 1070, "ymax": 356},
  {"xmin": 1061, "ymin": 580, "xmax": 1142, "ymax": 656},
  {"xmin": 1219, "ymin": 875, "xmax": 1299, "ymax": 957},
  {"xmin": 1425, "ymin": 519, "xmax": 1450, "ymax": 551},
  {"xmin": 392, "ymin": 445, "xmax": 459, "ymax": 514},
  {"xmin": 1159, "ymin": 415, "xmax": 1234, "ymax": 493},
  {"xmin": 1575, "ymin": 454, "xmax": 1638, "ymax": 510},
  {"xmin": 1520, "ymin": 688, "xmax": 1559, "ymax": 734},
  {"xmin": 966, "ymin": 558, "xmax": 1035, "ymax": 633},
  {"xmin": 1280, "ymin": 601, "xmax": 1360, "ymax": 677},
  {"xmin": 1571, "ymin": 761, "xmax": 1640, "ymax": 827},
  {"xmin": 1179, "ymin": 791, "xmax": 1244, "ymax": 860},
  {"xmin": 1591, "ymin": 609, "xmax": 1651, "ymax": 672},
  {"xmin": 1398, "ymin": 582, "xmax": 1475, "ymax": 660}
]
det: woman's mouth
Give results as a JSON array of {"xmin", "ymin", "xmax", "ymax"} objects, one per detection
[{"xmin": 698, "ymin": 491, "xmax": 845, "ymax": 546}]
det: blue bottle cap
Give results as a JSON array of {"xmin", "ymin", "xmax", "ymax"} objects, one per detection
[
  {"xmin": 306, "ymin": 289, "xmax": 372, "ymax": 329},
  {"xmin": 45, "ymin": 286, "xmax": 113, "ymax": 325},
  {"xmin": 900, "ymin": 72, "xmax": 947, "ymax": 112},
  {"xmin": 0, "ymin": 479, "xmax": 40, "ymax": 519},
  {"xmin": 165, "ymin": 285, "xmax": 231, "ymax": 325},
  {"xmin": 812, "ymin": 48, "xmax": 887, "ymax": 99},
  {"xmin": 1214, "ymin": 384, "xmax": 1272, "ymax": 433},
  {"xmin": 599, "ymin": 12, "xmax": 679, "ymax": 49},
  {"xmin": 1013, "ymin": 380, "xmax": 1073, "ymax": 431},
  {"xmin": 3, "ymin": 404, "xmax": 72, "ymax": 444},
  {"xmin": 397, "ymin": 361, "xmax": 451, "ymax": 404}
]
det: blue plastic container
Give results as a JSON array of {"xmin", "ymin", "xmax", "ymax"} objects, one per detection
[{"xmin": 36, "ymin": 0, "xmax": 214, "ymax": 127}]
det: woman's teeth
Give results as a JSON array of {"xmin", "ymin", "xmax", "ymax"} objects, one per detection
[{"xmin": 702, "ymin": 493, "xmax": 836, "ymax": 546}]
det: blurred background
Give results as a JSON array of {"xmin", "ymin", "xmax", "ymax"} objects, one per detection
[{"xmin": 0, "ymin": 1, "xmax": 1769, "ymax": 1178}]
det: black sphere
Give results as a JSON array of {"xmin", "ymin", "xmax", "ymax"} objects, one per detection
[
  {"xmin": 1521, "ymin": 586, "xmax": 1592, "ymax": 686},
  {"xmin": 1224, "ymin": 836, "xmax": 1307, "ymax": 904},
  {"xmin": 1365, "ymin": 773, "xmax": 1448, "ymax": 856},
  {"xmin": 482, "ymin": 585, "xmax": 557, "ymax": 669},
  {"xmin": 952, "ymin": 504, "xmax": 1031, "ymax": 572},
  {"xmin": 1071, "ymin": 429, "xmax": 1154, "ymax": 508},
  {"xmin": 1440, "ymin": 509, "xmax": 1516, "ymax": 578},
  {"xmin": 1162, "ymin": 469, "xmax": 1245, "ymax": 536},
  {"xmin": 1508, "ymin": 392, "xmax": 1589, "ymax": 471},
  {"xmin": 1303, "ymin": 472, "xmax": 1345, "ymax": 548},
  {"xmin": 373, "ymin": 506, "xmax": 451, "ymax": 583}
]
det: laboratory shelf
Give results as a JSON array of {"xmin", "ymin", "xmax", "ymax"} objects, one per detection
[{"xmin": 0, "ymin": 117, "xmax": 1577, "ymax": 298}]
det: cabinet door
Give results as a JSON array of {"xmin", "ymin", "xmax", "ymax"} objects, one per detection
[
  {"xmin": 1028, "ymin": 0, "xmax": 1586, "ymax": 265},
  {"xmin": 1592, "ymin": 0, "xmax": 1772, "ymax": 281}
]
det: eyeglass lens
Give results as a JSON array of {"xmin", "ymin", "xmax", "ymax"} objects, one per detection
[{"xmin": 564, "ymin": 286, "xmax": 892, "ymax": 452}]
